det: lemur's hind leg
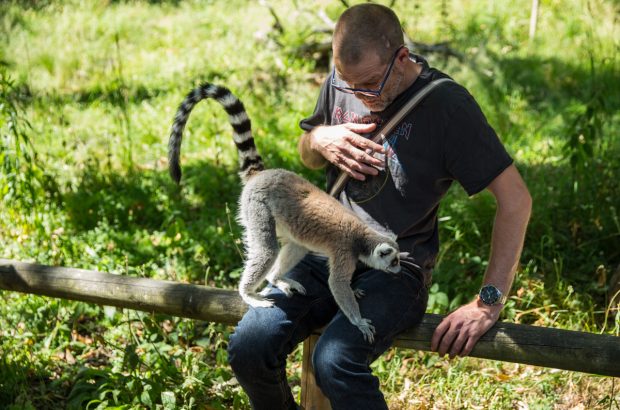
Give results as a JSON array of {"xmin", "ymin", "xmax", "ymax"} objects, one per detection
[
  {"xmin": 266, "ymin": 242, "xmax": 308, "ymax": 297},
  {"xmin": 238, "ymin": 207, "xmax": 279, "ymax": 308},
  {"xmin": 327, "ymin": 252, "xmax": 376, "ymax": 343}
]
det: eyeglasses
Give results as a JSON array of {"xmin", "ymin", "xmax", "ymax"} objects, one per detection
[{"xmin": 330, "ymin": 45, "xmax": 405, "ymax": 98}]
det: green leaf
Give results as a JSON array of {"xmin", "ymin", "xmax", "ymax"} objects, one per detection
[
  {"xmin": 161, "ymin": 391, "xmax": 177, "ymax": 409},
  {"xmin": 140, "ymin": 384, "xmax": 153, "ymax": 407}
]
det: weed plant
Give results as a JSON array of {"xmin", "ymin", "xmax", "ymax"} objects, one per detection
[{"xmin": 0, "ymin": 0, "xmax": 618, "ymax": 408}]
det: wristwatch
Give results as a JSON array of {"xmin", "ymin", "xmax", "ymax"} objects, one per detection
[{"xmin": 478, "ymin": 284, "xmax": 508, "ymax": 306}]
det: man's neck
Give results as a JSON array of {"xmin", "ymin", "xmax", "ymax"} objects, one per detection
[{"xmin": 399, "ymin": 58, "xmax": 423, "ymax": 94}]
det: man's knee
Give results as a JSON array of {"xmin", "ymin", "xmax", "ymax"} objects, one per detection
[
  {"xmin": 228, "ymin": 325, "xmax": 265, "ymax": 373},
  {"xmin": 311, "ymin": 334, "xmax": 387, "ymax": 407},
  {"xmin": 228, "ymin": 312, "xmax": 285, "ymax": 378},
  {"xmin": 311, "ymin": 336, "xmax": 367, "ymax": 390},
  {"xmin": 311, "ymin": 340, "xmax": 336, "ymax": 387},
  {"xmin": 227, "ymin": 327, "xmax": 253, "ymax": 375}
]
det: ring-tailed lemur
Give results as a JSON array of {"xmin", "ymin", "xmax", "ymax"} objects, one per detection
[{"xmin": 168, "ymin": 83, "xmax": 401, "ymax": 342}]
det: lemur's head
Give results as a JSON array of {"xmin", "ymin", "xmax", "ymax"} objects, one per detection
[{"xmin": 366, "ymin": 241, "xmax": 401, "ymax": 274}]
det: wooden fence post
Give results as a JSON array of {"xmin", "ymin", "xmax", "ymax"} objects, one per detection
[{"xmin": 300, "ymin": 333, "xmax": 331, "ymax": 410}]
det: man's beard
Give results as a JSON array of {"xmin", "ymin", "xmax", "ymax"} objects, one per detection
[{"xmin": 360, "ymin": 71, "xmax": 404, "ymax": 112}]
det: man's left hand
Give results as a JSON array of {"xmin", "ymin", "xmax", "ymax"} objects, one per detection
[{"xmin": 430, "ymin": 299, "xmax": 501, "ymax": 358}]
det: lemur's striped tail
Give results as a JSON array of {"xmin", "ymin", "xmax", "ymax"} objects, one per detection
[{"xmin": 168, "ymin": 83, "xmax": 264, "ymax": 184}]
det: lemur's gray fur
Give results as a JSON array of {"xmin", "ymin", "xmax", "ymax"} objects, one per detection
[{"xmin": 168, "ymin": 83, "xmax": 401, "ymax": 342}]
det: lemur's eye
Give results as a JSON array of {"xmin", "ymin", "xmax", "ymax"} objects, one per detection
[
  {"xmin": 390, "ymin": 258, "xmax": 399, "ymax": 267},
  {"xmin": 380, "ymin": 248, "xmax": 394, "ymax": 257}
]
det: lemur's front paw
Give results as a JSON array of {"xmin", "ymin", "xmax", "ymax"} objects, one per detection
[
  {"xmin": 353, "ymin": 288, "xmax": 366, "ymax": 299},
  {"xmin": 354, "ymin": 318, "xmax": 376, "ymax": 343}
]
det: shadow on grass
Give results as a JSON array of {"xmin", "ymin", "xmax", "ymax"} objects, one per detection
[
  {"xmin": 61, "ymin": 144, "xmax": 312, "ymax": 232},
  {"xmin": 60, "ymin": 159, "xmax": 242, "ymax": 276},
  {"xmin": 2, "ymin": 68, "xmax": 229, "ymax": 109},
  {"xmin": 463, "ymin": 49, "xmax": 619, "ymax": 139}
]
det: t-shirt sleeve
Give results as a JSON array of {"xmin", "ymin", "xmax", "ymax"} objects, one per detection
[
  {"xmin": 443, "ymin": 92, "xmax": 513, "ymax": 196},
  {"xmin": 299, "ymin": 77, "xmax": 332, "ymax": 132}
]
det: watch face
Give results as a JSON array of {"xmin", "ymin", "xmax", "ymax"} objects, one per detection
[{"xmin": 480, "ymin": 285, "xmax": 500, "ymax": 305}]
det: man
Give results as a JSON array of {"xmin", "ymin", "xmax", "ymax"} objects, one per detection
[{"xmin": 228, "ymin": 4, "xmax": 532, "ymax": 409}]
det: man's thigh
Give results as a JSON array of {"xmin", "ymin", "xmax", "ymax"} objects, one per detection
[{"xmin": 321, "ymin": 266, "xmax": 428, "ymax": 356}]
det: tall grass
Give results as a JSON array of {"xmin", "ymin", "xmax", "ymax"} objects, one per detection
[{"xmin": 0, "ymin": 0, "xmax": 618, "ymax": 408}]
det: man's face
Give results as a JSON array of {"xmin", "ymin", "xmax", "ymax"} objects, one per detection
[{"xmin": 335, "ymin": 48, "xmax": 404, "ymax": 112}]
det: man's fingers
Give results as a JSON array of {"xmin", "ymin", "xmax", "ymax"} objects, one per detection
[
  {"xmin": 437, "ymin": 328, "xmax": 459, "ymax": 357},
  {"xmin": 431, "ymin": 301, "xmax": 500, "ymax": 359},
  {"xmin": 316, "ymin": 123, "xmax": 388, "ymax": 176},
  {"xmin": 461, "ymin": 334, "xmax": 482, "ymax": 357},
  {"xmin": 345, "ymin": 134, "xmax": 385, "ymax": 154},
  {"xmin": 431, "ymin": 320, "xmax": 450, "ymax": 352},
  {"xmin": 343, "ymin": 137, "xmax": 385, "ymax": 169},
  {"xmin": 344, "ymin": 122, "xmax": 377, "ymax": 134},
  {"xmin": 449, "ymin": 331, "xmax": 469, "ymax": 359},
  {"xmin": 333, "ymin": 154, "xmax": 370, "ymax": 181},
  {"xmin": 348, "ymin": 146, "xmax": 384, "ymax": 170},
  {"xmin": 332, "ymin": 148, "xmax": 381, "ymax": 179}
]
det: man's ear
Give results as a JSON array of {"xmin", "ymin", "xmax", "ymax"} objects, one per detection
[{"xmin": 396, "ymin": 46, "xmax": 409, "ymax": 63}]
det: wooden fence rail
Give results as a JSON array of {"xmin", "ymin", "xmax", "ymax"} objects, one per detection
[{"xmin": 0, "ymin": 259, "xmax": 618, "ymax": 408}]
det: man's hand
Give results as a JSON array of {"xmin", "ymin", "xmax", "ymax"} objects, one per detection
[
  {"xmin": 430, "ymin": 298, "xmax": 501, "ymax": 358},
  {"xmin": 309, "ymin": 122, "xmax": 385, "ymax": 181}
]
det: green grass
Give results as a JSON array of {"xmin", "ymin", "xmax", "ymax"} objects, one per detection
[{"xmin": 1, "ymin": 0, "xmax": 619, "ymax": 408}]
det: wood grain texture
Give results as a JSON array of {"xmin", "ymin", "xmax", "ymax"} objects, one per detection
[
  {"xmin": 0, "ymin": 258, "xmax": 246, "ymax": 325},
  {"xmin": 1, "ymin": 259, "xmax": 618, "ymax": 378}
]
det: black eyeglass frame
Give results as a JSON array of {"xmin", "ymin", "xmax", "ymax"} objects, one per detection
[{"xmin": 330, "ymin": 45, "xmax": 406, "ymax": 97}]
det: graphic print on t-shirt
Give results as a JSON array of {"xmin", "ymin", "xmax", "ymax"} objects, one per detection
[
  {"xmin": 384, "ymin": 122, "xmax": 412, "ymax": 196},
  {"xmin": 331, "ymin": 107, "xmax": 412, "ymax": 203}
]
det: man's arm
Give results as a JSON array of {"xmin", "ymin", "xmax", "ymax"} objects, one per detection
[
  {"xmin": 298, "ymin": 123, "xmax": 385, "ymax": 180},
  {"xmin": 298, "ymin": 129, "xmax": 329, "ymax": 170},
  {"xmin": 431, "ymin": 164, "xmax": 532, "ymax": 358}
]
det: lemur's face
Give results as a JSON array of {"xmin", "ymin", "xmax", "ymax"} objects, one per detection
[{"xmin": 371, "ymin": 242, "xmax": 401, "ymax": 274}]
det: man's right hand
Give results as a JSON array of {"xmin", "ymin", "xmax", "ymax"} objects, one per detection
[{"xmin": 309, "ymin": 122, "xmax": 385, "ymax": 181}]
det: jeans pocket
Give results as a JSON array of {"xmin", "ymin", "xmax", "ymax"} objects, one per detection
[
  {"xmin": 369, "ymin": 273, "xmax": 429, "ymax": 357},
  {"xmin": 401, "ymin": 266, "xmax": 430, "ymax": 305}
]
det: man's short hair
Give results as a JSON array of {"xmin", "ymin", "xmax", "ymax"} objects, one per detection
[{"xmin": 333, "ymin": 4, "xmax": 404, "ymax": 66}]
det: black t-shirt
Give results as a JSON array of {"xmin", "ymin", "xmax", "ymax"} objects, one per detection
[{"xmin": 299, "ymin": 54, "xmax": 513, "ymax": 277}]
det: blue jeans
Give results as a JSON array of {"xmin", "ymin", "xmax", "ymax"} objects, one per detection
[{"xmin": 228, "ymin": 254, "xmax": 428, "ymax": 410}]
